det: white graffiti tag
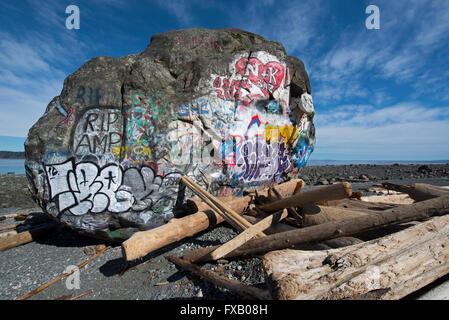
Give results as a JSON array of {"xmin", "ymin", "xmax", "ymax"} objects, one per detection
[{"xmin": 45, "ymin": 160, "xmax": 134, "ymax": 215}]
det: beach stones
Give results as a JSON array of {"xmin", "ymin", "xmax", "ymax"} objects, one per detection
[{"xmin": 24, "ymin": 28, "xmax": 316, "ymax": 241}]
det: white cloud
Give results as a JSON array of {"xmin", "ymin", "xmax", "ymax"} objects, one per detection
[
  {"xmin": 311, "ymin": 0, "xmax": 449, "ymax": 105},
  {"xmin": 229, "ymin": 0, "xmax": 325, "ymax": 57},
  {"xmin": 313, "ymin": 102, "xmax": 449, "ymax": 160},
  {"xmin": 155, "ymin": 0, "xmax": 194, "ymax": 26}
]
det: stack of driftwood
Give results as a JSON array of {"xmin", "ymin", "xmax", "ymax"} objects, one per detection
[{"xmin": 122, "ymin": 177, "xmax": 449, "ymax": 300}]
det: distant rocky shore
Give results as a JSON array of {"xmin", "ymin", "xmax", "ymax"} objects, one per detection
[
  {"xmin": 300, "ymin": 163, "xmax": 449, "ymax": 186},
  {"xmin": 0, "ymin": 151, "xmax": 25, "ymax": 159}
]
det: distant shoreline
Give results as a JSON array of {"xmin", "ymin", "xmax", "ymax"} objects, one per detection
[{"xmin": 0, "ymin": 151, "xmax": 25, "ymax": 159}]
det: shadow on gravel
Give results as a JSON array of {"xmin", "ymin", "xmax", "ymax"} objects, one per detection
[
  {"xmin": 97, "ymin": 226, "xmax": 226, "ymax": 278},
  {"xmin": 35, "ymin": 225, "xmax": 105, "ymax": 248}
]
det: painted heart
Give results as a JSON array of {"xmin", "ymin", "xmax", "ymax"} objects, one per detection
[{"xmin": 235, "ymin": 57, "xmax": 285, "ymax": 97}]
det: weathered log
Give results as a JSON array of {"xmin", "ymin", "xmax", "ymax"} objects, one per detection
[
  {"xmin": 263, "ymin": 214, "xmax": 449, "ymax": 300},
  {"xmin": 1, "ymin": 211, "xmax": 32, "ymax": 219},
  {"xmin": 0, "ymin": 230, "xmax": 18, "ymax": 239},
  {"xmin": 201, "ymin": 195, "xmax": 449, "ymax": 260},
  {"xmin": 243, "ymin": 215, "xmax": 297, "ymax": 234},
  {"xmin": 258, "ymin": 182, "xmax": 352, "ymax": 213},
  {"xmin": 326, "ymin": 199, "xmax": 397, "ymax": 212},
  {"xmin": 0, "ymin": 223, "xmax": 20, "ymax": 232},
  {"xmin": 272, "ymin": 184, "xmax": 303, "ymax": 226},
  {"xmin": 382, "ymin": 182, "xmax": 449, "ymax": 202},
  {"xmin": 183, "ymin": 236, "xmax": 363, "ymax": 262},
  {"xmin": 209, "ymin": 210, "xmax": 288, "ymax": 260},
  {"xmin": 166, "ymin": 255, "xmax": 272, "ymax": 300},
  {"xmin": 0, "ymin": 223, "xmax": 57, "ymax": 251},
  {"xmin": 301, "ymin": 205, "xmax": 369, "ymax": 227},
  {"xmin": 181, "ymin": 176, "xmax": 266, "ymax": 238},
  {"xmin": 122, "ymin": 179, "xmax": 301, "ymax": 261}
]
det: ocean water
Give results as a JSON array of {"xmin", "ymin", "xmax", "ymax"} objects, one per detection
[
  {"xmin": 1, "ymin": 158, "xmax": 448, "ymax": 175},
  {"xmin": 0, "ymin": 159, "xmax": 25, "ymax": 174},
  {"xmin": 307, "ymin": 160, "xmax": 449, "ymax": 166}
]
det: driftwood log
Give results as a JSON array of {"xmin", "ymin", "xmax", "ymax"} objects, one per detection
[
  {"xmin": 263, "ymin": 214, "xmax": 449, "ymax": 300},
  {"xmin": 243, "ymin": 215, "xmax": 296, "ymax": 234},
  {"xmin": 186, "ymin": 195, "xmax": 449, "ymax": 261},
  {"xmin": 382, "ymin": 182, "xmax": 449, "ymax": 202},
  {"xmin": 301, "ymin": 205, "xmax": 369, "ymax": 227},
  {"xmin": 326, "ymin": 199, "xmax": 397, "ymax": 212},
  {"xmin": 183, "ymin": 236, "xmax": 363, "ymax": 262},
  {"xmin": 209, "ymin": 210, "xmax": 288, "ymax": 261},
  {"xmin": 0, "ymin": 223, "xmax": 57, "ymax": 251},
  {"xmin": 122, "ymin": 179, "xmax": 302, "ymax": 261},
  {"xmin": 258, "ymin": 182, "xmax": 352, "ymax": 213}
]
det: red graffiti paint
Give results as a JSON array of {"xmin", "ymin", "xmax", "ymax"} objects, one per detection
[{"xmin": 235, "ymin": 58, "xmax": 284, "ymax": 96}]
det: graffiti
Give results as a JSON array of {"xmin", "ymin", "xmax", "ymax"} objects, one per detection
[
  {"xmin": 213, "ymin": 52, "xmax": 288, "ymax": 107},
  {"xmin": 44, "ymin": 158, "xmax": 182, "ymax": 216},
  {"xmin": 112, "ymin": 145, "xmax": 152, "ymax": 161},
  {"xmin": 125, "ymin": 92, "xmax": 177, "ymax": 144},
  {"xmin": 234, "ymin": 139, "xmax": 290, "ymax": 182},
  {"xmin": 77, "ymin": 86, "xmax": 102, "ymax": 105},
  {"xmin": 300, "ymin": 93, "xmax": 315, "ymax": 115},
  {"xmin": 122, "ymin": 167, "xmax": 181, "ymax": 212},
  {"xmin": 235, "ymin": 57, "xmax": 285, "ymax": 96},
  {"xmin": 213, "ymin": 76, "xmax": 251, "ymax": 102},
  {"xmin": 56, "ymin": 104, "xmax": 73, "ymax": 126},
  {"xmin": 174, "ymin": 34, "xmax": 220, "ymax": 50},
  {"xmin": 73, "ymin": 107, "xmax": 122, "ymax": 155}
]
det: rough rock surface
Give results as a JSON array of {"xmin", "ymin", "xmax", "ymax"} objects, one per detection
[{"xmin": 24, "ymin": 28, "xmax": 316, "ymax": 241}]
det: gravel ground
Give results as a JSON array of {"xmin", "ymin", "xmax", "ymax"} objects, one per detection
[{"xmin": 1, "ymin": 164, "xmax": 449, "ymax": 300}]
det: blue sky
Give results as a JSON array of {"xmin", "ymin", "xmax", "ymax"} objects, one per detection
[{"xmin": 0, "ymin": 0, "xmax": 448, "ymax": 160}]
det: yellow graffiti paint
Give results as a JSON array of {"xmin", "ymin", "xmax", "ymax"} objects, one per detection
[
  {"xmin": 112, "ymin": 145, "xmax": 152, "ymax": 159},
  {"xmin": 265, "ymin": 124, "xmax": 300, "ymax": 147}
]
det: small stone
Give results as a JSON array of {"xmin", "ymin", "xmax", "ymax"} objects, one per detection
[
  {"xmin": 359, "ymin": 174, "xmax": 370, "ymax": 181},
  {"xmin": 317, "ymin": 178, "xmax": 329, "ymax": 185}
]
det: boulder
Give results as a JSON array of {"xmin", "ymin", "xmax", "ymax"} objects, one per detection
[{"xmin": 24, "ymin": 28, "xmax": 316, "ymax": 241}]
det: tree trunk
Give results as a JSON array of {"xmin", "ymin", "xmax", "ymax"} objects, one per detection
[
  {"xmin": 382, "ymin": 182, "xmax": 449, "ymax": 202},
  {"xmin": 301, "ymin": 205, "xmax": 369, "ymax": 226},
  {"xmin": 258, "ymin": 183, "xmax": 352, "ymax": 213}
]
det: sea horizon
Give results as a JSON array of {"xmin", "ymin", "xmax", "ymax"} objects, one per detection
[{"xmin": 1, "ymin": 158, "xmax": 448, "ymax": 175}]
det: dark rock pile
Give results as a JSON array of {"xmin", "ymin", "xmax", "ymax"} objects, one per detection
[{"xmin": 300, "ymin": 163, "xmax": 449, "ymax": 186}]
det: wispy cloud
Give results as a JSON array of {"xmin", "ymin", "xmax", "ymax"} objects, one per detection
[
  {"xmin": 229, "ymin": 0, "xmax": 325, "ymax": 58},
  {"xmin": 155, "ymin": 0, "xmax": 194, "ymax": 26},
  {"xmin": 313, "ymin": 102, "xmax": 449, "ymax": 160},
  {"xmin": 312, "ymin": 0, "xmax": 449, "ymax": 105}
]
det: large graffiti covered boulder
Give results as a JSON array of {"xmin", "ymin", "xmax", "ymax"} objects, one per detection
[{"xmin": 25, "ymin": 28, "xmax": 316, "ymax": 241}]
